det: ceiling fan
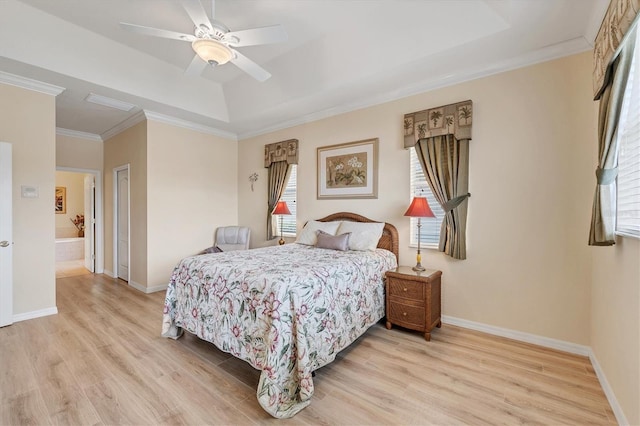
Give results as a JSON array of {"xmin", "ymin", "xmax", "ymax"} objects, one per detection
[{"xmin": 119, "ymin": 0, "xmax": 287, "ymax": 81}]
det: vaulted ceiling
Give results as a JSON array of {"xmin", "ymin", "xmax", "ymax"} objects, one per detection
[{"xmin": 0, "ymin": 0, "xmax": 607, "ymax": 140}]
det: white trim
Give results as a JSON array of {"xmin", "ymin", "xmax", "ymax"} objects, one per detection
[
  {"xmin": 56, "ymin": 127, "xmax": 103, "ymax": 142},
  {"xmin": 101, "ymin": 111, "xmax": 146, "ymax": 141},
  {"xmin": 128, "ymin": 280, "xmax": 166, "ymax": 294},
  {"xmin": 56, "ymin": 167, "xmax": 105, "ymax": 274},
  {"xmin": 238, "ymin": 37, "xmax": 592, "ymax": 140},
  {"xmin": 589, "ymin": 351, "xmax": 628, "ymax": 426},
  {"xmin": 103, "ymin": 269, "xmax": 115, "ymax": 278},
  {"xmin": 144, "ymin": 110, "xmax": 237, "ymax": 141},
  {"xmin": 441, "ymin": 315, "xmax": 591, "ymax": 356},
  {"xmin": 0, "ymin": 71, "xmax": 65, "ymax": 96},
  {"xmin": 13, "ymin": 307, "xmax": 58, "ymax": 323}
]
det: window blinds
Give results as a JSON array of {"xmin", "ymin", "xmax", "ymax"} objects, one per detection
[
  {"xmin": 409, "ymin": 149, "xmax": 445, "ymax": 247},
  {"xmin": 616, "ymin": 32, "xmax": 640, "ymax": 238},
  {"xmin": 279, "ymin": 165, "xmax": 297, "ymax": 236}
]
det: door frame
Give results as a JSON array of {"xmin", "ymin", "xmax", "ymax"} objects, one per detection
[
  {"xmin": 0, "ymin": 142, "xmax": 12, "ymax": 327},
  {"xmin": 56, "ymin": 166, "xmax": 104, "ymax": 274},
  {"xmin": 113, "ymin": 164, "xmax": 130, "ymax": 282}
]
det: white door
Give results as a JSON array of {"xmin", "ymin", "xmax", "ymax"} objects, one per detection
[
  {"xmin": 116, "ymin": 168, "xmax": 129, "ymax": 281},
  {"xmin": 0, "ymin": 142, "xmax": 13, "ymax": 327},
  {"xmin": 84, "ymin": 174, "xmax": 95, "ymax": 273}
]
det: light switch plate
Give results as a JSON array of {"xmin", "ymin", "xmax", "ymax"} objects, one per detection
[{"xmin": 21, "ymin": 185, "xmax": 39, "ymax": 198}]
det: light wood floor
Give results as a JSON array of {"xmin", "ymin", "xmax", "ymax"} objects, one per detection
[
  {"xmin": 0, "ymin": 273, "xmax": 616, "ymax": 425},
  {"xmin": 55, "ymin": 260, "xmax": 91, "ymax": 279}
]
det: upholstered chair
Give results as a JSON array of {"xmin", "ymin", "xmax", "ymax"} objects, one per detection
[{"xmin": 214, "ymin": 226, "xmax": 251, "ymax": 251}]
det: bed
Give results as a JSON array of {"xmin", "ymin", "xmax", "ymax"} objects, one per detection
[{"xmin": 161, "ymin": 212, "xmax": 399, "ymax": 418}]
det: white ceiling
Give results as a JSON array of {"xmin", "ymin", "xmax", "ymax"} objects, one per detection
[{"xmin": 0, "ymin": 0, "xmax": 608, "ymax": 141}]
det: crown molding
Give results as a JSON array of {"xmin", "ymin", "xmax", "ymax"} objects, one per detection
[
  {"xmin": 144, "ymin": 110, "xmax": 237, "ymax": 141},
  {"xmin": 100, "ymin": 110, "xmax": 147, "ymax": 141},
  {"xmin": 0, "ymin": 71, "xmax": 65, "ymax": 96},
  {"xmin": 237, "ymin": 37, "xmax": 592, "ymax": 140},
  {"xmin": 56, "ymin": 127, "xmax": 103, "ymax": 142}
]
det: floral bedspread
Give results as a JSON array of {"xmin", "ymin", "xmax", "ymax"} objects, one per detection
[{"xmin": 161, "ymin": 243, "xmax": 397, "ymax": 418}]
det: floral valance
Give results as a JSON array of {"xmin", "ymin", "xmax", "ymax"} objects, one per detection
[
  {"xmin": 264, "ymin": 139, "xmax": 299, "ymax": 167},
  {"xmin": 593, "ymin": 0, "xmax": 639, "ymax": 100},
  {"xmin": 403, "ymin": 100, "xmax": 473, "ymax": 148}
]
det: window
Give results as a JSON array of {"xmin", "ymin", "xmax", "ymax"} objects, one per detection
[
  {"xmin": 409, "ymin": 149, "xmax": 445, "ymax": 248},
  {"xmin": 616, "ymin": 30, "xmax": 640, "ymax": 238},
  {"xmin": 278, "ymin": 165, "xmax": 297, "ymax": 237}
]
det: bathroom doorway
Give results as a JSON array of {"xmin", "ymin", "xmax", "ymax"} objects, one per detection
[{"xmin": 55, "ymin": 168, "xmax": 104, "ymax": 279}]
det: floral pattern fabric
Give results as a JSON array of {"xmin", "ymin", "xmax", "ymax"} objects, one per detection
[{"xmin": 162, "ymin": 243, "xmax": 397, "ymax": 418}]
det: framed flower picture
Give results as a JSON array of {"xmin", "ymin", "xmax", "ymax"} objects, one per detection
[
  {"xmin": 317, "ymin": 138, "xmax": 378, "ymax": 199},
  {"xmin": 55, "ymin": 186, "xmax": 66, "ymax": 214}
]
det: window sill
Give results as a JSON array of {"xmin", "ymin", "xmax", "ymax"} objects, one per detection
[
  {"xmin": 615, "ymin": 231, "xmax": 640, "ymax": 240},
  {"xmin": 408, "ymin": 244, "xmax": 439, "ymax": 250}
]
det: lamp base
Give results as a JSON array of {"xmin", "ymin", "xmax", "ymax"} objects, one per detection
[
  {"xmin": 412, "ymin": 263, "xmax": 426, "ymax": 272},
  {"xmin": 278, "ymin": 238, "xmax": 285, "ymax": 245}
]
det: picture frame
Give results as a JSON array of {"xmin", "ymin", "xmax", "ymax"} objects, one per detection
[
  {"xmin": 55, "ymin": 186, "xmax": 66, "ymax": 214},
  {"xmin": 317, "ymin": 138, "xmax": 378, "ymax": 199}
]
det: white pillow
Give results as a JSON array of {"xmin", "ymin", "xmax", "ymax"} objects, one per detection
[
  {"xmin": 296, "ymin": 220, "xmax": 341, "ymax": 245},
  {"xmin": 337, "ymin": 221, "xmax": 384, "ymax": 251}
]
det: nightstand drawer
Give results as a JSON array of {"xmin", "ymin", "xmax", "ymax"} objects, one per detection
[
  {"xmin": 388, "ymin": 278, "xmax": 423, "ymax": 300},
  {"xmin": 388, "ymin": 301, "xmax": 425, "ymax": 328}
]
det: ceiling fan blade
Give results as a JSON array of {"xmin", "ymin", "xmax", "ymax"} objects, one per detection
[
  {"xmin": 185, "ymin": 54, "xmax": 208, "ymax": 76},
  {"xmin": 119, "ymin": 22, "xmax": 195, "ymax": 42},
  {"xmin": 225, "ymin": 25, "xmax": 287, "ymax": 47},
  {"xmin": 230, "ymin": 50, "xmax": 271, "ymax": 82},
  {"xmin": 180, "ymin": 0, "xmax": 214, "ymax": 32}
]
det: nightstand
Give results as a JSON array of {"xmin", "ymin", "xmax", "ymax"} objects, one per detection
[{"xmin": 385, "ymin": 266, "xmax": 442, "ymax": 341}]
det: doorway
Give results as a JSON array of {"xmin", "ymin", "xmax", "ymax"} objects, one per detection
[
  {"xmin": 55, "ymin": 167, "xmax": 104, "ymax": 279},
  {"xmin": 114, "ymin": 165, "xmax": 130, "ymax": 282}
]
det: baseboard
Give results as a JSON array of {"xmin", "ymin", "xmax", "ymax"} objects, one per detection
[
  {"xmin": 442, "ymin": 315, "xmax": 627, "ymax": 424},
  {"xmin": 589, "ymin": 350, "xmax": 628, "ymax": 426},
  {"xmin": 13, "ymin": 306, "xmax": 58, "ymax": 323},
  {"xmin": 103, "ymin": 269, "xmax": 115, "ymax": 278},
  {"xmin": 441, "ymin": 315, "xmax": 591, "ymax": 356},
  {"xmin": 128, "ymin": 280, "xmax": 166, "ymax": 294}
]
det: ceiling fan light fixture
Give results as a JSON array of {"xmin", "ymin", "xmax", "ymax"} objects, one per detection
[{"xmin": 192, "ymin": 39, "xmax": 233, "ymax": 66}]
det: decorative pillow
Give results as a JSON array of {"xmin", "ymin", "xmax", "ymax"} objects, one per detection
[
  {"xmin": 296, "ymin": 220, "xmax": 341, "ymax": 245},
  {"xmin": 316, "ymin": 230, "xmax": 351, "ymax": 251},
  {"xmin": 201, "ymin": 246, "xmax": 223, "ymax": 254},
  {"xmin": 336, "ymin": 221, "xmax": 384, "ymax": 251}
]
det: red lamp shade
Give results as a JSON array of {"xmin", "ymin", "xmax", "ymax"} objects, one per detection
[
  {"xmin": 404, "ymin": 197, "xmax": 435, "ymax": 218},
  {"xmin": 272, "ymin": 201, "xmax": 291, "ymax": 215}
]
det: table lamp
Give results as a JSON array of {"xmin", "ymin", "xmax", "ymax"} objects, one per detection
[
  {"xmin": 272, "ymin": 201, "xmax": 291, "ymax": 245},
  {"xmin": 404, "ymin": 196, "xmax": 435, "ymax": 271}
]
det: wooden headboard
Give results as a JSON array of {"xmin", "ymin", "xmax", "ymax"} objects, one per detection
[{"xmin": 317, "ymin": 212, "xmax": 399, "ymax": 260}]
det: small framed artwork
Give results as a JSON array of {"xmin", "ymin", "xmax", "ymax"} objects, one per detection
[
  {"xmin": 55, "ymin": 186, "xmax": 66, "ymax": 214},
  {"xmin": 317, "ymin": 138, "xmax": 378, "ymax": 199}
]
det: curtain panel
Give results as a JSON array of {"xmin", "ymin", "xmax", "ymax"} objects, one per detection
[
  {"xmin": 405, "ymin": 100, "xmax": 472, "ymax": 260},
  {"xmin": 415, "ymin": 136, "xmax": 470, "ymax": 259},
  {"xmin": 589, "ymin": 24, "xmax": 638, "ymax": 245},
  {"xmin": 266, "ymin": 161, "xmax": 292, "ymax": 240},
  {"xmin": 593, "ymin": 0, "xmax": 640, "ymax": 100}
]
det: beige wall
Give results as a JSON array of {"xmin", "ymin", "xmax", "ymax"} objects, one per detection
[
  {"xmin": 146, "ymin": 121, "xmax": 238, "ymax": 288},
  {"xmin": 591, "ymin": 238, "xmax": 640, "ymax": 425},
  {"xmin": 55, "ymin": 171, "xmax": 85, "ymax": 238},
  {"xmin": 56, "ymin": 133, "xmax": 103, "ymax": 171},
  {"xmin": 0, "ymin": 83, "xmax": 56, "ymax": 315},
  {"xmin": 103, "ymin": 121, "xmax": 147, "ymax": 286},
  {"xmin": 239, "ymin": 52, "xmax": 596, "ymax": 346}
]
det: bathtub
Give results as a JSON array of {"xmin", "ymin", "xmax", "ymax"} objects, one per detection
[{"xmin": 55, "ymin": 237, "xmax": 85, "ymax": 262}]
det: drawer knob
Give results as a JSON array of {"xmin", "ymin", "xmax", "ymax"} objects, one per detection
[
  {"xmin": 403, "ymin": 287, "xmax": 407, "ymax": 292},
  {"xmin": 403, "ymin": 312, "xmax": 407, "ymax": 316}
]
